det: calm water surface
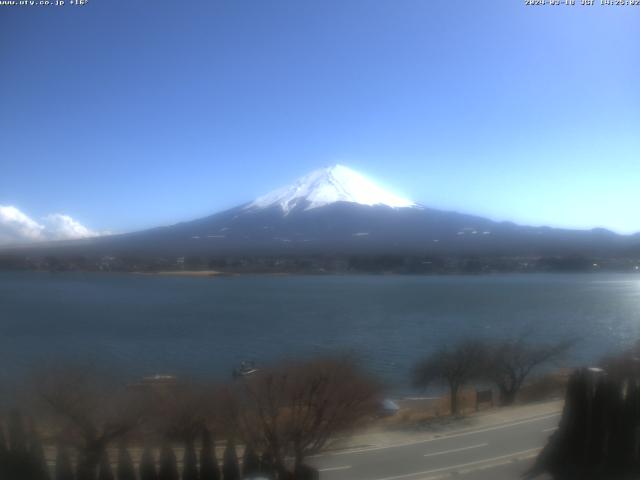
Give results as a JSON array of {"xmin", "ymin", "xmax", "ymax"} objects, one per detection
[{"xmin": 1, "ymin": 272, "xmax": 640, "ymax": 392}]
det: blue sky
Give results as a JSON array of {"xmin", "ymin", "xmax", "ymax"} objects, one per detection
[{"xmin": 1, "ymin": 0, "xmax": 638, "ymax": 238}]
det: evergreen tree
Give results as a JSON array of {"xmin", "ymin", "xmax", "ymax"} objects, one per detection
[
  {"xmin": 4, "ymin": 411, "xmax": 35, "ymax": 480},
  {"xmin": 139, "ymin": 445, "xmax": 157, "ymax": 480},
  {"xmin": 0, "ymin": 425, "xmax": 7, "ymax": 456},
  {"xmin": 199, "ymin": 428, "xmax": 219, "ymax": 480},
  {"xmin": 76, "ymin": 451, "xmax": 98, "ymax": 480},
  {"xmin": 259, "ymin": 451, "xmax": 276, "ymax": 480},
  {"xmin": 116, "ymin": 445, "xmax": 137, "ymax": 480},
  {"xmin": 0, "ymin": 423, "xmax": 8, "ymax": 478},
  {"xmin": 97, "ymin": 450, "xmax": 114, "ymax": 480},
  {"xmin": 586, "ymin": 376, "xmax": 610, "ymax": 471},
  {"xmin": 0, "ymin": 425, "xmax": 8, "ymax": 478},
  {"xmin": 607, "ymin": 378, "xmax": 631, "ymax": 475},
  {"xmin": 8, "ymin": 410, "xmax": 27, "ymax": 454},
  {"xmin": 242, "ymin": 444, "xmax": 260, "ymax": 478},
  {"xmin": 54, "ymin": 444, "xmax": 74, "ymax": 480},
  {"xmin": 559, "ymin": 369, "xmax": 591, "ymax": 471},
  {"xmin": 158, "ymin": 443, "xmax": 178, "ymax": 480},
  {"xmin": 525, "ymin": 368, "xmax": 640, "ymax": 479},
  {"xmin": 221, "ymin": 439, "xmax": 240, "ymax": 480},
  {"xmin": 526, "ymin": 369, "xmax": 588, "ymax": 479},
  {"xmin": 625, "ymin": 381, "xmax": 640, "ymax": 470},
  {"xmin": 293, "ymin": 464, "xmax": 319, "ymax": 480},
  {"xmin": 275, "ymin": 463, "xmax": 292, "ymax": 480},
  {"xmin": 182, "ymin": 439, "xmax": 198, "ymax": 480},
  {"xmin": 29, "ymin": 426, "xmax": 51, "ymax": 480}
]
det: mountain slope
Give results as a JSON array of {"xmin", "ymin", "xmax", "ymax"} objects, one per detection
[{"xmin": 2, "ymin": 165, "xmax": 639, "ymax": 260}]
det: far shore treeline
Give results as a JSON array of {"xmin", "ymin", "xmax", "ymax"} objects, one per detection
[{"xmin": 1, "ymin": 252, "xmax": 639, "ymax": 275}]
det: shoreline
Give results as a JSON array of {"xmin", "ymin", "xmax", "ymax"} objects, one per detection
[
  {"xmin": 133, "ymin": 270, "xmax": 235, "ymax": 277},
  {"xmin": 132, "ymin": 270, "xmax": 295, "ymax": 277},
  {"xmin": 2, "ymin": 269, "xmax": 639, "ymax": 278}
]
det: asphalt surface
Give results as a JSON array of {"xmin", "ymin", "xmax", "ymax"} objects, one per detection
[{"xmin": 309, "ymin": 412, "xmax": 559, "ymax": 480}]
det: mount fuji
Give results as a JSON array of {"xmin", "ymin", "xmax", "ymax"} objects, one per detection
[
  {"xmin": 246, "ymin": 165, "xmax": 417, "ymax": 214},
  {"xmin": 3, "ymin": 165, "xmax": 638, "ymax": 263}
]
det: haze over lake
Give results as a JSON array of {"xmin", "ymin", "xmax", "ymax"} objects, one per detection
[{"xmin": 2, "ymin": 272, "xmax": 639, "ymax": 393}]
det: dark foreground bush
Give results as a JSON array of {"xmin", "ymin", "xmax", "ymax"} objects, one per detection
[
  {"xmin": 0, "ymin": 410, "xmax": 50, "ymax": 480},
  {"xmin": 294, "ymin": 464, "xmax": 319, "ymax": 480},
  {"xmin": 199, "ymin": 427, "xmax": 220, "ymax": 480},
  {"xmin": 527, "ymin": 368, "xmax": 640, "ymax": 480}
]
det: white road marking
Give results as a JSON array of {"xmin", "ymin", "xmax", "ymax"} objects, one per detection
[
  {"xmin": 423, "ymin": 449, "xmax": 541, "ymax": 480},
  {"xmin": 372, "ymin": 447, "xmax": 542, "ymax": 480},
  {"xmin": 318, "ymin": 412, "xmax": 560, "ymax": 457},
  {"xmin": 318, "ymin": 465, "xmax": 352, "ymax": 472},
  {"xmin": 423, "ymin": 443, "xmax": 488, "ymax": 458},
  {"xmin": 428, "ymin": 413, "xmax": 559, "ymax": 442},
  {"xmin": 543, "ymin": 426, "xmax": 558, "ymax": 433}
]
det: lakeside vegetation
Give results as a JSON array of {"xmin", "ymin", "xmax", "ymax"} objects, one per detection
[
  {"xmin": 4, "ymin": 338, "xmax": 640, "ymax": 479},
  {"xmin": 0, "ymin": 336, "xmax": 572, "ymax": 480},
  {"xmin": 1, "ymin": 356, "xmax": 380, "ymax": 480},
  {"xmin": 412, "ymin": 338, "xmax": 572, "ymax": 415}
]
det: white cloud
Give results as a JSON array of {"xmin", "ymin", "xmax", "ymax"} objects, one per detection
[
  {"xmin": 0, "ymin": 205, "xmax": 101, "ymax": 246},
  {"xmin": 0, "ymin": 205, "xmax": 45, "ymax": 244},
  {"xmin": 43, "ymin": 213, "xmax": 97, "ymax": 241}
]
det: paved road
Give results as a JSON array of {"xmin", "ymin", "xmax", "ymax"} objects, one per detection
[{"xmin": 309, "ymin": 412, "xmax": 559, "ymax": 480}]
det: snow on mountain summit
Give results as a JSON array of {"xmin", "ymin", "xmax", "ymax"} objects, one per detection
[{"xmin": 247, "ymin": 165, "xmax": 418, "ymax": 214}]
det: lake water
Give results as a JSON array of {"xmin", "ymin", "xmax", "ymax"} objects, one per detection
[{"xmin": 1, "ymin": 272, "xmax": 640, "ymax": 393}]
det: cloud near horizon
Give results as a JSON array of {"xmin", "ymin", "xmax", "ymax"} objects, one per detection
[{"xmin": 0, "ymin": 205, "xmax": 101, "ymax": 246}]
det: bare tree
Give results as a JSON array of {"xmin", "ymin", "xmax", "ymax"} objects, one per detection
[
  {"xmin": 484, "ymin": 338, "xmax": 572, "ymax": 405},
  {"xmin": 148, "ymin": 379, "xmax": 211, "ymax": 443},
  {"xmin": 236, "ymin": 355, "xmax": 381, "ymax": 473},
  {"xmin": 34, "ymin": 363, "xmax": 147, "ymax": 478},
  {"xmin": 413, "ymin": 340, "xmax": 486, "ymax": 415}
]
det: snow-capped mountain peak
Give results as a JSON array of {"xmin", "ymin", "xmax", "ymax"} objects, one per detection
[{"xmin": 246, "ymin": 165, "xmax": 418, "ymax": 214}]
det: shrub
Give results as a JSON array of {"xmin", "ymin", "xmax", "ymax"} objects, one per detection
[
  {"xmin": 158, "ymin": 443, "xmax": 179, "ymax": 480},
  {"xmin": 139, "ymin": 445, "xmax": 158, "ymax": 480},
  {"xmin": 222, "ymin": 439, "xmax": 240, "ymax": 480},
  {"xmin": 199, "ymin": 428, "xmax": 220, "ymax": 480}
]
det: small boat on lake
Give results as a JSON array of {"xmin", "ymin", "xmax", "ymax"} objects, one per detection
[{"xmin": 232, "ymin": 360, "xmax": 259, "ymax": 378}]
